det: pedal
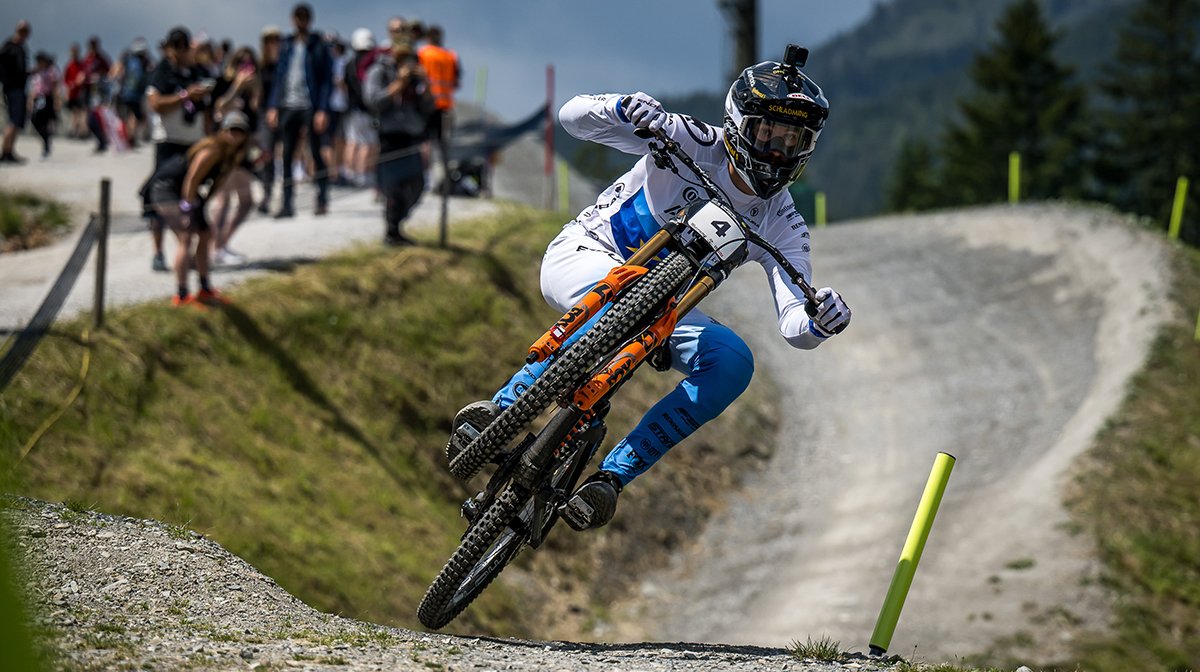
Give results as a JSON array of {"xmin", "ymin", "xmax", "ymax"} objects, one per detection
[
  {"xmin": 461, "ymin": 492, "xmax": 489, "ymax": 524},
  {"xmin": 561, "ymin": 494, "xmax": 596, "ymax": 532},
  {"xmin": 446, "ymin": 422, "xmax": 482, "ymax": 464}
]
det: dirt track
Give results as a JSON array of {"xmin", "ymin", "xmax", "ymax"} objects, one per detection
[{"xmin": 621, "ymin": 204, "xmax": 1171, "ymax": 662}]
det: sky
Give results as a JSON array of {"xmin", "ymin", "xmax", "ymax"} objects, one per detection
[{"xmin": 1, "ymin": 0, "xmax": 879, "ymax": 122}]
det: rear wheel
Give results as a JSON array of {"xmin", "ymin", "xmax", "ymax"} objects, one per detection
[{"xmin": 448, "ymin": 252, "xmax": 693, "ymax": 481}]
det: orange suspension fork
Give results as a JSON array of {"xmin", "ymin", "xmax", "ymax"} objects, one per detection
[
  {"xmin": 573, "ymin": 274, "xmax": 717, "ymax": 411},
  {"xmin": 525, "ymin": 230, "xmax": 674, "ymax": 364},
  {"xmin": 526, "ymin": 265, "xmax": 647, "ymax": 364}
]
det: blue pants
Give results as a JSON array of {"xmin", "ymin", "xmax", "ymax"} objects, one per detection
[{"xmin": 493, "ymin": 225, "xmax": 755, "ymax": 486}]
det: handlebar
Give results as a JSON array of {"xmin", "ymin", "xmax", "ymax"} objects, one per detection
[{"xmin": 634, "ymin": 127, "xmax": 820, "ymax": 311}]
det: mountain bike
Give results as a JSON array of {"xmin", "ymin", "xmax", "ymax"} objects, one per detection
[{"xmin": 416, "ymin": 127, "xmax": 822, "ymax": 629}]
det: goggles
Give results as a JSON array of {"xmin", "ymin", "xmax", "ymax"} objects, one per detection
[{"xmin": 739, "ymin": 116, "xmax": 818, "ymax": 168}]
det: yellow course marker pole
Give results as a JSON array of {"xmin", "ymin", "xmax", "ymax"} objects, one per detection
[
  {"xmin": 1193, "ymin": 309, "xmax": 1200, "ymax": 342},
  {"xmin": 869, "ymin": 452, "xmax": 956, "ymax": 656},
  {"xmin": 1009, "ymin": 152, "xmax": 1020, "ymax": 204},
  {"xmin": 815, "ymin": 191, "xmax": 827, "ymax": 228},
  {"xmin": 1168, "ymin": 176, "xmax": 1189, "ymax": 240},
  {"xmin": 558, "ymin": 162, "xmax": 570, "ymax": 213}
]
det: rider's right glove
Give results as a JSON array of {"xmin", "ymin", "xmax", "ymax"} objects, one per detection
[
  {"xmin": 807, "ymin": 287, "xmax": 851, "ymax": 338},
  {"xmin": 618, "ymin": 92, "xmax": 668, "ymax": 132}
]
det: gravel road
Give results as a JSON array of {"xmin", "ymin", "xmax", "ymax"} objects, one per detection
[{"xmin": 620, "ymin": 204, "xmax": 1171, "ymax": 663}]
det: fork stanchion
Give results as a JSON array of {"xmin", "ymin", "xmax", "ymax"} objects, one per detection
[{"xmin": 869, "ymin": 451, "xmax": 956, "ymax": 655}]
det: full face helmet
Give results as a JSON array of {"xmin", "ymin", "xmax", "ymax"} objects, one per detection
[{"xmin": 723, "ymin": 45, "xmax": 829, "ymax": 199}]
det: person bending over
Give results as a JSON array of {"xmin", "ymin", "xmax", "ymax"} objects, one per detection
[{"xmin": 142, "ymin": 112, "xmax": 251, "ymax": 307}]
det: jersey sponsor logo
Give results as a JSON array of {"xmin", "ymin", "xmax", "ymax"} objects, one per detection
[
  {"xmin": 576, "ymin": 244, "xmax": 623, "ymax": 261},
  {"xmin": 802, "ymin": 242, "xmax": 810, "ymax": 252},
  {"xmin": 593, "ymin": 182, "xmax": 626, "ymax": 211},
  {"xmin": 682, "ymin": 115, "xmax": 718, "ymax": 146},
  {"xmin": 682, "ymin": 186, "xmax": 700, "ymax": 203}
]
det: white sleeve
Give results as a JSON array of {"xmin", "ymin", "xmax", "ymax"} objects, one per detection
[
  {"xmin": 558, "ymin": 93, "xmax": 654, "ymax": 155},
  {"xmin": 754, "ymin": 206, "xmax": 827, "ymax": 350}
]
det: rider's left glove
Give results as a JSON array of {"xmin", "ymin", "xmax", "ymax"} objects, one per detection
[
  {"xmin": 618, "ymin": 92, "xmax": 668, "ymax": 132},
  {"xmin": 807, "ymin": 287, "xmax": 851, "ymax": 338}
]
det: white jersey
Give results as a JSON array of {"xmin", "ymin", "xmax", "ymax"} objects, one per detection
[{"xmin": 558, "ymin": 93, "xmax": 825, "ymax": 349}]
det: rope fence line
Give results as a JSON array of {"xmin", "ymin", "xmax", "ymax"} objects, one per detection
[{"xmin": 0, "ymin": 213, "xmax": 103, "ymax": 393}]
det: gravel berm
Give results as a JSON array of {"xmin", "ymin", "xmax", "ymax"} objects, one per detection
[{"xmin": 5, "ymin": 495, "xmax": 898, "ymax": 671}]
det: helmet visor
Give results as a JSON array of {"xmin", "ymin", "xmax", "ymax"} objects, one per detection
[{"xmin": 740, "ymin": 116, "xmax": 818, "ymax": 168}]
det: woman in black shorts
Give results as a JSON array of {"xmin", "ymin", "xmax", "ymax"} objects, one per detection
[{"xmin": 143, "ymin": 111, "xmax": 251, "ymax": 306}]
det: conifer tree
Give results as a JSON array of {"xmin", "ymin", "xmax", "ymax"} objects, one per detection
[
  {"xmin": 886, "ymin": 137, "xmax": 941, "ymax": 212},
  {"xmin": 1099, "ymin": 0, "xmax": 1200, "ymax": 243},
  {"xmin": 939, "ymin": 0, "xmax": 1089, "ymax": 206}
]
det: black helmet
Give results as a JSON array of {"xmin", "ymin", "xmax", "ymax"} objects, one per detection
[{"xmin": 723, "ymin": 49, "xmax": 829, "ymax": 199}]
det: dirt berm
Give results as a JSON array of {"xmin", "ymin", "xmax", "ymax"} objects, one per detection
[{"xmin": 618, "ymin": 203, "xmax": 1171, "ymax": 663}]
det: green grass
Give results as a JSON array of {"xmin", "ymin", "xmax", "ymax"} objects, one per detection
[
  {"xmin": 1059, "ymin": 241, "xmax": 1200, "ymax": 671},
  {"xmin": 0, "ymin": 189, "xmax": 72, "ymax": 251},
  {"xmin": 0, "ymin": 206, "xmax": 778, "ymax": 640},
  {"xmin": 788, "ymin": 634, "xmax": 846, "ymax": 662}
]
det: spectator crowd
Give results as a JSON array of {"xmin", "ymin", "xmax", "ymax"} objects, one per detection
[{"xmin": 0, "ymin": 4, "xmax": 463, "ymax": 306}]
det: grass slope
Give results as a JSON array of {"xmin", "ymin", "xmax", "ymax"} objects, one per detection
[
  {"xmin": 1059, "ymin": 240, "xmax": 1200, "ymax": 672},
  {"xmin": 0, "ymin": 206, "xmax": 777, "ymax": 639}
]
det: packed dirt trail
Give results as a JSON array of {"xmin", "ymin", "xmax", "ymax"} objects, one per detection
[{"xmin": 621, "ymin": 204, "xmax": 1171, "ymax": 662}]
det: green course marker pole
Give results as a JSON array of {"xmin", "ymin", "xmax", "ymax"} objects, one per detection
[
  {"xmin": 1008, "ymin": 152, "xmax": 1020, "ymax": 204},
  {"xmin": 1168, "ymin": 176, "xmax": 1189, "ymax": 240},
  {"xmin": 869, "ymin": 451, "xmax": 956, "ymax": 656},
  {"xmin": 815, "ymin": 191, "xmax": 827, "ymax": 228}
]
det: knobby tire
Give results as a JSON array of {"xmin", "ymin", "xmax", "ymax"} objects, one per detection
[
  {"xmin": 448, "ymin": 251, "xmax": 693, "ymax": 480},
  {"xmin": 417, "ymin": 482, "xmax": 530, "ymax": 629}
]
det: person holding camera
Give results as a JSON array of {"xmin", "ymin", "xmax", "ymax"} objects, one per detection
[
  {"xmin": 143, "ymin": 26, "xmax": 215, "ymax": 272},
  {"xmin": 365, "ymin": 39, "xmax": 435, "ymax": 246}
]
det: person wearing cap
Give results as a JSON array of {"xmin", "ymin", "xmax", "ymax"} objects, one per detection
[
  {"xmin": 143, "ymin": 26, "xmax": 214, "ymax": 272},
  {"xmin": 343, "ymin": 27, "xmax": 378, "ymax": 188},
  {"xmin": 111, "ymin": 37, "xmax": 153, "ymax": 147},
  {"xmin": 266, "ymin": 2, "xmax": 334, "ymax": 218},
  {"xmin": 0, "ymin": 20, "xmax": 32, "ymax": 163},
  {"xmin": 140, "ymin": 111, "xmax": 251, "ymax": 307}
]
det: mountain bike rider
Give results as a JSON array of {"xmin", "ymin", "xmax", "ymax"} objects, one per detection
[{"xmin": 451, "ymin": 52, "xmax": 851, "ymax": 530}]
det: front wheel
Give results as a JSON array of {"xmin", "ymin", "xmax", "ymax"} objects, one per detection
[
  {"xmin": 448, "ymin": 251, "xmax": 694, "ymax": 481},
  {"xmin": 417, "ymin": 482, "xmax": 531, "ymax": 629}
]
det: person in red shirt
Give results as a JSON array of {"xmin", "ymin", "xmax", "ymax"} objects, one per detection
[{"xmin": 63, "ymin": 43, "xmax": 87, "ymax": 138}]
